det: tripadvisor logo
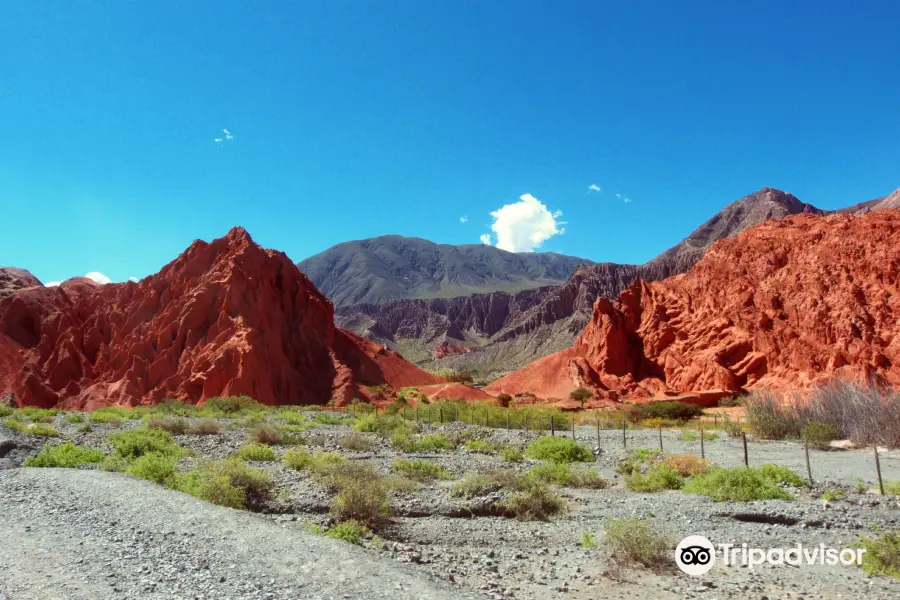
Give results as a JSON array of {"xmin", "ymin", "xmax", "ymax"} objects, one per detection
[{"xmin": 675, "ymin": 536, "xmax": 867, "ymax": 576}]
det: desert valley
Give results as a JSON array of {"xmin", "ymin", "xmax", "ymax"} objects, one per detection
[{"xmin": 2, "ymin": 185, "xmax": 899, "ymax": 599}]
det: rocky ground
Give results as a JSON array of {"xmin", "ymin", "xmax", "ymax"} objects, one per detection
[{"xmin": 1, "ymin": 410, "xmax": 899, "ymax": 600}]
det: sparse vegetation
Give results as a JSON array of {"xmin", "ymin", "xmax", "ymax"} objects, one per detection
[
  {"xmin": 283, "ymin": 447, "xmax": 346, "ymax": 473},
  {"xmin": 629, "ymin": 402, "xmax": 703, "ymax": 423},
  {"xmin": 604, "ymin": 518, "xmax": 671, "ymax": 568},
  {"xmin": 684, "ymin": 466, "xmax": 795, "ymax": 501},
  {"xmin": 338, "ymin": 432, "xmax": 374, "ymax": 451},
  {"xmin": 250, "ymin": 424, "xmax": 284, "ymax": 445},
  {"xmin": 625, "ymin": 463, "xmax": 683, "ymax": 492},
  {"xmin": 127, "ymin": 452, "xmax": 177, "ymax": 484},
  {"xmin": 233, "ymin": 443, "xmax": 277, "ymax": 462},
  {"xmin": 107, "ymin": 428, "xmax": 185, "ymax": 461},
  {"xmin": 581, "ymin": 531, "xmax": 597, "ymax": 549},
  {"xmin": 147, "ymin": 416, "xmax": 189, "ymax": 435},
  {"xmin": 500, "ymin": 447, "xmax": 524, "ymax": 462},
  {"xmin": 802, "ymin": 421, "xmax": 840, "ymax": 450},
  {"xmin": 664, "ymin": 454, "xmax": 708, "ymax": 477},
  {"xmin": 392, "ymin": 432, "xmax": 452, "ymax": 453},
  {"xmin": 3, "ymin": 419, "xmax": 61, "ymax": 437},
  {"xmin": 66, "ymin": 414, "xmax": 85, "ymax": 424},
  {"xmin": 185, "ymin": 419, "xmax": 222, "ymax": 435},
  {"xmin": 525, "ymin": 437, "xmax": 593, "ymax": 463},
  {"xmin": 391, "ymin": 458, "xmax": 452, "ymax": 481},
  {"xmin": 323, "ymin": 520, "xmax": 372, "ymax": 545},
  {"xmin": 821, "ymin": 489, "xmax": 846, "ymax": 501},
  {"xmin": 25, "ymin": 442, "xmax": 105, "ymax": 467},
  {"xmin": 856, "ymin": 532, "xmax": 900, "ymax": 579},
  {"xmin": 176, "ymin": 459, "xmax": 273, "ymax": 510},
  {"xmin": 464, "ymin": 439, "xmax": 496, "ymax": 453},
  {"xmin": 503, "ymin": 480, "xmax": 566, "ymax": 520},
  {"xmin": 451, "ymin": 472, "xmax": 504, "ymax": 498},
  {"xmin": 569, "ymin": 387, "xmax": 592, "ymax": 407}
]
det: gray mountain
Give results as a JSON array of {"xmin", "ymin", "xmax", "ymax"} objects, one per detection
[{"xmin": 297, "ymin": 235, "xmax": 593, "ymax": 307}]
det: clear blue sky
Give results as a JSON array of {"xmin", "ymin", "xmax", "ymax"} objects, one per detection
[{"xmin": 2, "ymin": 1, "xmax": 898, "ymax": 284}]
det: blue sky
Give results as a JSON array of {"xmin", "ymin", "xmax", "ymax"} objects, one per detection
[{"xmin": 2, "ymin": 1, "xmax": 898, "ymax": 284}]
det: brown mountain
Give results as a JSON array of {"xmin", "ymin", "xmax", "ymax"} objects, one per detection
[
  {"xmin": 336, "ymin": 188, "xmax": 830, "ymax": 376},
  {"xmin": 0, "ymin": 268, "xmax": 42, "ymax": 300}
]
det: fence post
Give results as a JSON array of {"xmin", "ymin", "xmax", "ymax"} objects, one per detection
[
  {"xmin": 551, "ymin": 415, "xmax": 555, "ymax": 437},
  {"xmin": 700, "ymin": 426, "xmax": 705, "ymax": 460},
  {"xmin": 742, "ymin": 431, "xmax": 749, "ymax": 467},
  {"xmin": 804, "ymin": 439, "xmax": 813, "ymax": 485},
  {"xmin": 524, "ymin": 413, "xmax": 528, "ymax": 432},
  {"xmin": 874, "ymin": 446, "xmax": 885, "ymax": 495},
  {"xmin": 506, "ymin": 412, "xmax": 510, "ymax": 431},
  {"xmin": 571, "ymin": 415, "xmax": 575, "ymax": 441},
  {"xmin": 714, "ymin": 414, "xmax": 718, "ymax": 427},
  {"xmin": 622, "ymin": 419, "xmax": 627, "ymax": 448},
  {"xmin": 658, "ymin": 424, "xmax": 663, "ymax": 452},
  {"xmin": 439, "ymin": 407, "xmax": 443, "ymax": 423},
  {"xmin": 596, "ymin": 418, "xmax": 601, "ymax": 448}
]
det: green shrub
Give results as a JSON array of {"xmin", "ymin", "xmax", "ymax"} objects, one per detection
[
  {"xmin": 451, "ymin": 473, "xmax": 503, "ymax": 498},
  {"xmin": 684, "ymin": 467, "xmax": 793, "ymax": 501},
  {"xmin": 323, "ymin": 463, "xmax": 391, "ymax": 524},
  {"xmin": 176, "ymin": 460, "xmax": 273, "ymax": 510},
  {"xmin": 233, "ymin": 443, "xmax": 276, "ymax": 462},
  {"xmin": 526, "ymin": 463, "xmax": 608, "ymax": 489},
  {"xmin": 324, "ymin": 520, "xmax": 371, "ymax": 545},
  {"xmin": 200, "ymin": 396, "xmax": 267, "ymax": 417},
  {"xmin": 250, "ymin": 424, "xmax": 283, "ymax": 445},
  {"xmin": 503, "ymin": 480, "xmax": 566, "ymax": 520},
  {"xmin": 391, "ymin": 459, "xmax": 451, "ymax": 481},
  {"xmin": 464, "ymin": 439, "xmax": 496, "ymax": 453},
  {"xmin": 100, "ymin": 455, "xmax": 129, "ymax": 472},
  {"xmin": 107, "ymin": 428, "xmax": 185, "ymax": 461},
  {"xmin": 626, "ymin": 463, "xmax": 684, "ymax": 492},
  {"xmin": 755, "ymin": 464, "xmax": 806, "ymax": 487},
  {"xmin": 353, "ymin": 413, "xmax": 410, "ymax": 436},
  {"xmin": 569, "ymin": 387, "xmax": 592, "ymax": 403},
  {"xmin": 276, "ymin": 411, "xmax": 309, "ymax": 426},
  {"xmin": 581, "ymin": 531, "xmax": 598, "ymax": 549},
  {"xmin": 3, "ymin": 419, "xmax": 61, "ymax": 437},
  {"xmin": 886, "ymin": 481, "xmax": 900, "ymax": 495},
  {"xmin": 25, "ymin": 443, "xmax": 104, "ymax": 467},
  {"xmin": 77, "ymin": 423, "xmax": 93, "ymax": 433},
  {"xmin": 631, "ymin": 402, "xmax": 703, "ymax": 423},
  {"xmin": 283, "ymin": 447, "xmax": 346, "ymax": 473},
  {"xmin": 313, "ymin": 412, "xmax": 347, "ymax": 425},
  {"xmin": 88, "ymin": 407, "xmax": 136, "ymax": 423},
  {"xmin": 678, "ymin": 431, "xmax": 699, "ymax": 441},
  {"xmin": 0, "ymin": 406, "xmax": 14, "ymax": 418},
  {"xmin": 66, "ymin": 414, "xmax": 85, "ymax": 424},
  {"xmin": 745, "ymin": 392, "xmax": 799, "ymax": 439},
  {"xmin": 338, "ymin": 432, "xmax": 374, "ymax": 451},
  {"xmin": 13, "ymin": 407, "xmax": 60, "ymax": 422},
  {"xmin": 127, "ymin": 452, "xmax": 177, "ymax": 484},
  {"xmin": 802, "ymin": 421, "xmax": 840, "ymax": 449},
  {"xmin": 525, "ymin": 437, "xmax": 593, "ymax": 463},
  {"xmin": 664, "ymin": 454, "xmax": 708, "ymax": 477},
  {"xmin": 501, "ymin": 447, "xmax": 524, "ymax": 462},
  {"xmin": 821, "ymin": 489, "xmax": 846, "ymax": 501},
  {"xmin": 857, "ymin": 532, "xmax": 900, "ymax": 579},
  {"xmin": 147, "ymin": 416, "xmax": 188, "ymax": 435},
  {"xmin": 604, "ymin": 518, "xmax": 671, "ymax": 568}
]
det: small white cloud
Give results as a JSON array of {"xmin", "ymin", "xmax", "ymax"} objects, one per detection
[
  {"xmin": 487, "ymin": 193, "xmax": 564, "ymax": 252},
  {"xmin": 214, "ymin": 128, "xmax": 235, "ymax": 143},
  {"xmin": 128, "ymin": 276, "xmax": 139, "ymax": 283},
  {"xmin": 588, "ymin": 184, "xmax": 602, "ymax": 193},
  {"xmin": 459, "ymin": 216, "xmax": 468, "ymax": 223},
  {"xmin": 45, "ymin": 281, "xmax": 60, "ymax": 287},
  {"xmin": 479, "ymin": 233, "xmax": 492, "ymax": 245},
  {"xmin": 615, "ymin": 192, "xmax": 632, "ymax": 203},
  {"xmin": 85, "ymin": 271, "xmax": 112, "ymax": 285}
]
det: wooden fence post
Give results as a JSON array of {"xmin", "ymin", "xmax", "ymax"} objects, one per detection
[
  {"xmin": 506, "ymin": 412, "xmax": 510, "ymax": 431},
  {"xmin": 658, "ymin": 424, "xmax": 663, "ymax": 452},
  {"xmin": 622, "ymin": 419, "xmax": 627, "ymax": 448},
  {"xmin": 571, "ymin": 415, "xmax": 575, "ymax": 440},
  {"xmin": 439, "ymin": 407, "xmax": 443, "ymax": 423},
  {"xmin": 700, "ymin": 426, "xmax": 705, "ymax": 460},
  {"xmin": 596, "ymin": 418, "xmax": 601, "ymax": 448},
  {"xmin": 742, "ymin": 431, "xmax": 749, "ymax": 467},
  {"xmin": 874, "ymin": 446, "xmax": 885, "ymax": 495},
  {"xmin": 804, "ymin": 439, "xmax": 813, "ymax": 485},
  {"xmin": 551, "ymin": 415, "xmax": 555, "ymax": 437}
]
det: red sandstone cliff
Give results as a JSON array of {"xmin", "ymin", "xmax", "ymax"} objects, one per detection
[
  {"xmin": 487, "ymin": 210, "xmax": 900, "ymax": 401},
  {"xmin": 0, "ymin": 228, "xmax": 438, "ymax": 409}
]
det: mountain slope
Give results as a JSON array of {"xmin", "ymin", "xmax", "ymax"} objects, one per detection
[
  {"xmin": 487, "ymin": 209, "xmax": 900, "ymax": 400},
  {"xmin": 297, "ymin": 235, "xmax": 593, "ymax": 307},
  {"xmin": 0, "ymin": 268, "xmax": 42, "ymax": 300},
  {"xmin": 0, "ymin": 228, "xmax": 438, "ymax": 409},
  {"xmin": 337, "ymin": 188, "xmax": 828, "ymax": 375}
]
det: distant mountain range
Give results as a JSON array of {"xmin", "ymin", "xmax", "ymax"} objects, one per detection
[
  {"xmin": 326, "ymin": 186, "xmax": 899, "ymax": 377},
  {"xmin": 297, "ymin": 235, "xmax": 593, "ymax": 307}
]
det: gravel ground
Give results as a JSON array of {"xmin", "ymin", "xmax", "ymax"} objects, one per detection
[{"xmin": 2, "ymin": 412, "xmax": 899, "ymax": 600}]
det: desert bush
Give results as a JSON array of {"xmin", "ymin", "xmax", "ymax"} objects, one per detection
[
  {"xmin": 581, "ymin": 532, "xmax": 598, "ymax": 549},
  {"xmin": 569, "ymin": 387, "xmax": 592, "ymax": 404},
  {"xmin": 77, "ymin": 423, "xmax": 93, "ymax": 433},
  {"xmin": 721, "ymin": 414, "xmax": 744, "ymax": 437},
  {"xmin": 503, "ymin": 480, "xmax": 566, "ymax": 520},
  {"xmin": 429, "ymin": 367, "xmax": 474, "ymax": 384},
  {"xmin": 66, "ymin": 413, "xmax": 84, "ymax": 423},
  {"xmin": 233, "ymin": 443, "xmax": 276, "ymax": 462},
  {"xmin": 500, "ymin": 447, "xmax": 524, "ymax": 462},
  {"xmin": 3, "ymin": 419, "xmax": 61, "ymax": 437},
  {"xmin": 127, "ymin": 452, "xmax": 177, "ymax": 484},
  {"xmin": 496, "ymin": 393, "xmax": 512, "ymax": 407},
  {"xmin": 801, "ymin": 421, "xmax": 840, "ymax": 450},
  {"xmin": 392, "ymin": 432, "xmax": 452, "ymax": 453},
  {"xmin": 794, "ymin": 381, "xmax": 899, "ymax": 448},
  {"xmin": 664, "ymin": 454, "xmax": 708, "ymax": 477},
  {"xmin": 338, "ymin": 432, "xmax": 374, "ymax": 452},
  {"xmin": 718, "ymin": 395, "xmax": 744, "ymax": 407},
  {"xmin": 626, "ymin": 463, "xmax": 684, "ymax": 492},
  {"xmin": 353, "ymin": 413, "xmax": 410, "ymax": 436},
  {"xmin": 276, "ymin": 411, "xmax": 309, "ymax": 426},
  {"xmin": 176, "ymin": 459, "xmax": 273, "ymax": 510},
  {"xmin": 107, "ymin": 428, "xmax": 185, "ymax": 461},
  {"xmin": 88, "ymin": 406, "xmax": 137, "ymax": 423},
  {"xmin": 745, "ymin": 391, "xmax": 799, "ymax": 439},
  {"xmin": 391, "ymin": 459, "xmax": 451, "ymax": 481},
  {"xmin": 100, "ymin": 455, "xmax": 129, "ymax": 472},
  {"xmin": 678, "ymin": 431, "xmax": 699, "ymax": 441},
  {"xmin": 756, "ymin": 464, "xmax": 807, "ymax": 487},
  {"xmin": 25, "ymin": 442, "xmax": 105, "ymax": 467},
  {"xmin": 464, "ymin": 439, "xmax": 496, "ymax": 453},
  {"xmin": 147, "ymin": 416, "xmax": 189, "ymax": 435},
  {"xmin": 0, "ymin": 406, "xmax": 14, "ymax": 418},
  {"xmin": 451, "ymin": 472, "xmax": 504, "ymax": 498},
  {"xmin": 9, "ymin": 407, "xmax": 59, "ymax": 422},
  {"xmin": 185, "ymin": 418, "xmax": 222, "ymax": 435},
  {"xmin": 283, "ymin": 447, "xmax": 346, "ymax": 473},
  {"xmin": 199, "ymin": 396, "xmax": 267, "ymax": 418},
  {"xmin": 857, "ymin": 532, "xmax": 900, "ymax": 579},
  {"xmin": 324, "ymin": 520, "xmax": 372, "ymax": 545},
  {"xmin": 313, "ymin": 412, "xmax": 347, "ymax": 425},
  {"xmin": 885, "ymin": 481, "xmax": 900, "ymax": 495},
  {"xmin": 820, "ymin": 489, "xmax": 846, "ymax": 501},
  {"xmin": 684, "ymin": 467, "xmax": 794, "ymax": 501},
  {"xmin": 630, "ymin": 402, "xmax": 703, "ymax": 423},
  {"xmin": 525, "ymin": 437, "xmax": 593, "ymax": 463},
  {"xmin": 527, "ymin": 463, "xmax": 609, "ymax": 489},
  {"xmin": 320, "ymin": 463, "xmax": 391, "ymax": 524},
  {"xmin": 639, "ymin": 417, "xmax": 682, "ymax": 429},
  {"xmin": 250, "ymin": 424, "xmax": 284, "ymax": 445},
  {"xmin": 604, "ymin": 518, "xmax": 672, "ymax": 568}
]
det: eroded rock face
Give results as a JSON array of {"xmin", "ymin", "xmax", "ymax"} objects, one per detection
[
  {"xmin": 0, "ymin": 228, "xmax": 437, "ymax": 409},
  {"xmin": 0, "ymin": 268, "xmax": 42, "ymax": 300},
  {"xmin": 488, "ymin": 210, "xmax": 900, "ymax": 399}
]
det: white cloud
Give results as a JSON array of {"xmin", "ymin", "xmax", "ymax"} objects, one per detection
[
  {"xmin": 623, "ymin": 196, "xmax": 632, "ymax": 203},
  {"xmin": 487, "ymin": 193, "xmax": 565, "ymax": 253},
  {"xmin": 479, "ymin": 233, "xmax": 492, "ymax": 245},
  {"xmin": 588, "ymin": 184, "xmax": 602, "ymax": 193},
  {"xmin": 128, "ymin": 276, "xmax": 139, "ymax": 283},
  {"xmin": 459, "ymin": 216, "xmax": 468, "ymax": 223},
  {"xmin": 45, "ymin": 281, "xmax": 60, "ymax": 287},
  {"xmin": 615, "ymin": 192, "xmax": 632, "ymax": 203},
  {"xmin": 85, "ymin": 271, "xmax": 112, "ymax": 285},
  {"xmin": 214, "ymin": 128, "xmax": 234, "ymax": 143}
]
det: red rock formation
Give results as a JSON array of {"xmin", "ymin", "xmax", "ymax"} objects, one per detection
[
  {"xmin": 0, "ymin": 267, "xmax": 42, "ymax": 300},
  {"xmin": 431, "ymin": 340, "xmax": 472, "ymax": 358},
  {"xmin": 0, "ymin": 228, "xmax": 439, "ymax": 409},
  {"xmin": 488, "ymin": 211, "xmax": 900, "ymax": 400}
]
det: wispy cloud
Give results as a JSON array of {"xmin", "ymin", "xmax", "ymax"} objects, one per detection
[
  {"xmin": 588, "ymin": 184, "xmax": 602, "ymax": 193},
  {"xmin": 615, "ymin": 193, "xmax": 632, "ymax": 203},
  {"xmin": 485, "ymin": 193, "xmax": 565, "ymax": 252},
  {"xmin": 85, "ymin": 271, "xmax": 112, "ymax": 284},
  {"xmin": 214, "ymin": 128, "xmax": 234, "ymax": 143},
  {"xmin": 459, "ymin": 216, "xmax": 468, "ymax": 223},
  {"xmin": 479, "ymin": 233, "xmax": 492, "ymax": 245}
]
